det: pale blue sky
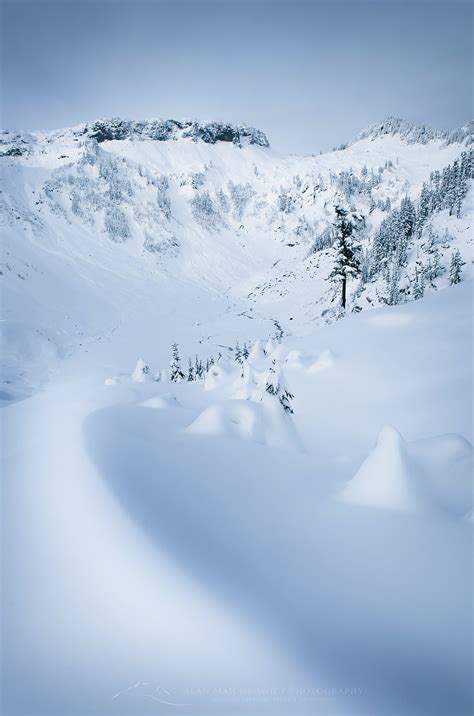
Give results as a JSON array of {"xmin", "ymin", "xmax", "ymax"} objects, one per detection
[{"xmin": 1, "ymin": 0, "xmax": 472, "ymax": 154}]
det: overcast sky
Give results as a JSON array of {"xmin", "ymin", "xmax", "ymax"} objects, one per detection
[{"xmin": 1, "ymin": 0, "xmax": 472, "ymax": 154}]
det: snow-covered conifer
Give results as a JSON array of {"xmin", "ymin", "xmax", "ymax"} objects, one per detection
[
  {"xmin": 265, "ymin": 360, "xmax": 279, "ymax": 396},
  {"xmin": 422, "ymin": 225, "xmax": 443, "ymax": 286},
  {"xmin": 412, "ymin": 264, "xmax": 425, "ymax": 300},
  {"xmin": 187, "ymin": 357, "xmax": 194, "ymax": 382},
  {"xmin": 235, "ymin": 341, "xmax": 243, "ymax": 364},
  {"xmin": 195, "ymin": 355, "xmax": 204, "ymax": 379},
  {"xmin": 265, "ymin": 360, "xmax": 295, "ymax": 414},
  {"xmin": 329, "ymin": 205, "xmax": 362, "ymax": 309},
  {"xmin": 449, "ymin": 249, "xmax": 464, "ymax": 285},
  {"xmin": 279, "ymin": 385, "xmax": 295, "ymax": 414},
  {"xmin": 170, "ymin": 343, "xmax": 185, "ymax": 382}
]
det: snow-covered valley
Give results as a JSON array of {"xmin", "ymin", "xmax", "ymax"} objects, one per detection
[
  {"xmin": 1, "ymin": 116, "xmax": 473, "ymax": 402},
  {"xmin": 1, "ymin": 117, "xmax": 473, "ymax": 715}
]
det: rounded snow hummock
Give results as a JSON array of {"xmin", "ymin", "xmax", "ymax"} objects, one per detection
[{"xmin": 338, "ymin": 425, "xmax": 417, "ymax": 512}]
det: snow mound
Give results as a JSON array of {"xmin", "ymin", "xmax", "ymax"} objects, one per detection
[
  {"xmin": 203, "ymin": 361, "xmax": 235, "ymax": 392},
  {"xmin": 307, "ymin": 349, "xmax": 336, "ymax": 374},
  {"xmin": 338, "ymin": 426, "xmax": 417, "ymax": 512},
  {"xmin": 186, "ymin": 396, "xmax": 302, "ymax": 451},
  {"xmin": 247, "ymin": 339, "xmax": 266, "ymax": 366},
  {"xmin": 229, "ymin": 362, "xmax": 267, "ymax": 402},
  {"xmin": 140, "ymin": 393, "xmax": 180, "ymax": 409},
  {"xmin": 131, "ymin": 358, "xmax": 152, "ymax": 382},
  {"xmin": 268, "ymin": 343, "xmax": 289, "ymax": 363},
  {"xmin": 339, "ymin": 426, "xmax": 474, "ymax": 517},
  {"xmin": 186, "ymin": 400, "xmax": 266, "ymax": 444},
  {"xmin": 284, "ymin": 349, "xmax": 304, "ymax": 368}
]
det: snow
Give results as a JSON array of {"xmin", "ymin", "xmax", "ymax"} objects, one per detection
[
  {"xmin": 306, "ymin": 348, "xmax": 336, "ymax": 374},
  {"xmin": 339, "ymin": 425, "xmax": 425, "ymax": 512},
  {"xmin": 187, "ymin": 399, "xmax": 268, "ymax": 444},
  {"xmin": 3, "ymin": 278, "xmax": 473, "ymax": 714},
  {"xmin": 140, "ymin": 392, "xmax": 180, "ymax": 409},
  {"xmin": 1, "ymin": 119, "xmax": 473, "ymax": 715},
  {"xmin": 131, "ymin": 357, "xmax": 152, "ymax": 382}
]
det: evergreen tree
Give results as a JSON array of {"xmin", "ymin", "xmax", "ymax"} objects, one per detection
[
  {"xmin": 417, "ymin": 183, "xmax": 432, "ymax": 233},
  {"xmin": 412, "ymin": 265, "xmax": 425, "ymax": 300},
  {"xmin": 242, "ymin": 342, "xmax": 250, "ymax": 360},
  {"xmin": 422, "ymin": 225, "xmax": 443, "ymax": 286},
  {"xmin": 399, "ymin": 196, "xmax": 416, "ymax": 250},
  {"xmin": 235, "ymin": 341, "xmax": 243, "ymax": 364},
  {"xmin": 265, "ymin": 360, "xmax": 279, "ymax": 396},
  {"xmin": 449, "ymin": 249, "xmax": 464, "ymax": 285},
  {"xmin": 170, "ymin": 343, "xmax": 185, "ymax": 382},
  {"xmin": 195, "ymin": 355, "xmax": 204, "ymax": 380},
  {"xmin": 430, "ymin": 170, "xmax": 441, "ymax": 211},
  {"xmin": 455, "ymin": 164, "xmax": 468, "ymax": 218},
  {"xmin": 447, "ymin": 160, "xmax": 460, "ymax": 216},
  {"xmin": 279, "ymin": 386, "xmax": 294, "ymax": 414},
  {"xmin": 265, "ymin": 360, "xmax": 295, "ymax": 414},
  {"xmin": 329, "ymin": 205, "xmax": 362, "ymax": 309},
  {"xmin": 386, "ymin": 261, "xmax": 402, "ymax": 306},
  {"xmin": 187, "ymin": 357, "xmax": 194, "ymax": 382}
]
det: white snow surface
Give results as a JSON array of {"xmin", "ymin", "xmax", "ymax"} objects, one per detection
[
  {"xmin": 2, "ymin": 279, "xmax": 473, "ymax": 715},
  {"xmin": 1, "ymin": 119, "xmax": 473, "ymax": 715}
]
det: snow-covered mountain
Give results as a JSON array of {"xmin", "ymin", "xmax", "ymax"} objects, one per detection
[
  {"xmin": 1, "ymin": 116, "xmax": 472, "ymax": 401},
  {"xmin": 2, "ymin": 116, "xmax": 473, "ymax": 716}
]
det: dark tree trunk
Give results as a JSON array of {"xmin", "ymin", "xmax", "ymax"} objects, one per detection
[{"xmin": 341, "ymin": 276, "xmax": 347, "ymax": 309}]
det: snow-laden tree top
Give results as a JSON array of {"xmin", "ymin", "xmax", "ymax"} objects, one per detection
[{"xmin": 356, "ymin": 116, "xmax": 473, "ymax": 147}]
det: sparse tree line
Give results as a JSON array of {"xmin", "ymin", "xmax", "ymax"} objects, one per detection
[
  {"xmin": 132, "ymin": 333, "xmax": 294, "ymax": 415},
  {"xmin": 417, "ymin": 149, "xmax": 473, "ymax": 221},
  {"xmin": 169, "ymin": 342, "xmax": 224, "ymax": 383},
  {"xmin": 327, "ymin": 150, "xmax": 472, "ymax": 309}
]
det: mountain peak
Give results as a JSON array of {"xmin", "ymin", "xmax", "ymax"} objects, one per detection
[{"xmin": 356, "ymin": 116, "xmax": 473, "ymax": 146}]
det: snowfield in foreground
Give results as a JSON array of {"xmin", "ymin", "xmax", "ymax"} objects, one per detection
[{"xmin": 2, "ymin": 281, "xmax": 472, "ymax": 715}]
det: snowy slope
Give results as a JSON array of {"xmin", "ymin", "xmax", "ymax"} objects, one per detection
[
  {"xmin": 1, "ymin": 116, "xmax": 472, "ymax": 401},
  {"xmin": 2, "ymin": 281, "xmax": 472, "ymax": 715}
]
